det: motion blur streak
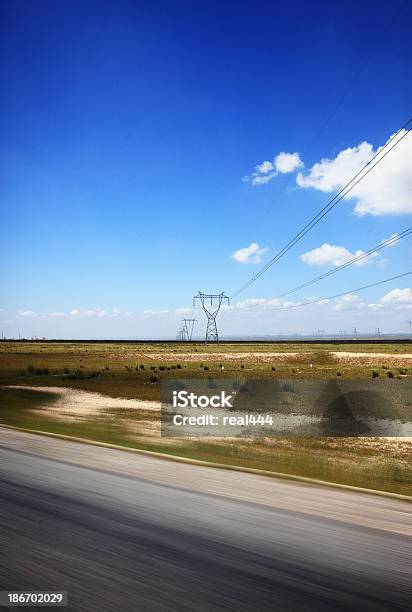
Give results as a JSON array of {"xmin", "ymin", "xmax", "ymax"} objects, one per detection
[{"xmin": 0, "ymin": 430, "xmax": 411, "ymax": 612}]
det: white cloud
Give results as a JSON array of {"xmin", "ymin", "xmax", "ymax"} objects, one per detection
[
  {"xmin": 243, "ymin": 151, "xmax": 303, "ymax": 186},
  {"xmin": 242, "ymin": 168, "xmax": 277, "ymax": 185},
  {"xmin": 256, "ymin": 160, "xmax": 274, "ymax": 174},
  {"xmin": 381, "ymin": 232, "xmax": 400, "ymax": 247},
  {"xmin": 231, "ymin": 287, "xmax": 412, "ymax": 315},
  {"xmin": 333, "ymin": 294, "xmax": 365, "ymax": 312},
  {"xmin": 380, "ymin": 288, "xmax": 412, "ymax": 307},
  {"xmin": 296, "ymin": 142, "xmax": 373, "ymax": 192},
  {"xmin": 251, "ymin": 172, "xmax": 277, "ymax": 185},
  {"xmin": 338, "ymin": 294, "xmax": 359, "ymax": 303},
  {"xmin": 17, "ymin": 310, "xmax": 65, "ymax": 319},
  {"xmin": 175, "ymin": 307, "xmax": 193, "ymax": 316},
  {"xmin": 231, "ymin": 297, "xmax": 283, "ymax": 310},
  {"xmin": 230, "ymin": 295, "xmax": 338, "ymax": 312},
  {"xmin": 274, "ymin": 152, "xmax": 304, "ymax": 174},
  {"xmin": 84, "ymin": 309, "xmax": 98, "ymax": 317},
  {"xmin": 296, "ymin": 129, "xmax": 412, "ymax": 216},
  {"xmin": 231, "ymin": 242, "xmax": 269, "ymax": 264},
  {"xmin": 300, "ymin": 243, "xmax": 377, "ymax": 267},
  {"xmin": 13, "ymin": 307, "xmax": 130, "ymax": 321},
  {"xmin": 17, "ymin": 310, "xmax": 37, "ymax": 317},
  {"xmin": 143, "ymin": 309, "xmax": 171, "ymax": 316},
  {"xmin": 69, "ymin": 308, "xmax": 108, "ymax": 317},
  {"xmin": 368, "ymin": 303, "xmax": 384, "ymax": 311},
  {"xmin": 111, "ymin": 307, "xmax": 132, "ymax": 317}
]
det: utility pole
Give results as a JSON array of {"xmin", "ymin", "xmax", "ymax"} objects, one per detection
[
  {"xmin": 375, "ymin": 327, "xmax": 381, "ymax": 339},
  {"xmin": 407, "ymin": 320, "xmax": 412, "ymax": 335},
  {"xmin": 352, "ymin": 326, "xmax": 358, "ymax": 341},
  {"xmin": 193, "ymin": 292, "xmax": 229, "ymax": 342}
]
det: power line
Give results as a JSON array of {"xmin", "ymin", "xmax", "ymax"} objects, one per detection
[
  {"xmin": 231, "ymin": 118, "xmax": 412, "ymax": 298},
  {"xmin": 240, "ymin": 228, "xmax": 411, "ymax": 310},
  {"xmin": 265, "ymin": 271, "xmax": 412, "ymax": 312},
  {"xmin": 250, "ymin": 0, "xmax": 407, "ymax": 235},
  {"xmin": 277, "ymin": 227, "xmax": 412, "ymax": 298},
  {"xmin": 233, "ymin": 121, "xmax": 411, "ymax": 297}
]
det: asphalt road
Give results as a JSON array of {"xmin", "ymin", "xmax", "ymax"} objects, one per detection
[{"xmin": 0, "ymin": 429, "xmax": 411, "ymax": 612}]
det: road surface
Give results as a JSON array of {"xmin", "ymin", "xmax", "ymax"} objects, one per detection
[{"xmin": 0, "ymin": 428, "xmax": 411, "ymax": 611}]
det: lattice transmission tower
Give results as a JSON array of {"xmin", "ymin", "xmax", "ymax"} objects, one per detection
[
  {"xmin": 176, "ymin": 326, "xmax": 185, "ymax": 341},
  {"xmin": 193, "ymin": 292, "xmax": 229, "ymax": 342},
  {"xmin": 182, "ymin": 318, "xmax": 196, "ymax": 341}
]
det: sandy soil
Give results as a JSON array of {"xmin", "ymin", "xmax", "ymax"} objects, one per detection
[
  {"xmin": 146, "ymin": 351, "xmax": 302, "ymax": 361},
  {"xmin": 331, "ymin": 352, "xmax": 412, "ymax": 366},
  {"xmin": 5, "ymin": 385, "xmax": 160, "ymax": 420},
  {"xmin": 124, "ymin": 351, "xmax": 412, "ymax": 365}
]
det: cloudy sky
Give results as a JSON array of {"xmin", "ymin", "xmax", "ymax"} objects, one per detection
[{"xmin": 1, "ymin": 0, "xmax": 411, "ymax": 338}]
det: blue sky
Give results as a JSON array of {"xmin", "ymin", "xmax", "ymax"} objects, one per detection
[{"xmin": 1, "ymin": 0, "xmax": 411, "ymax": 338}]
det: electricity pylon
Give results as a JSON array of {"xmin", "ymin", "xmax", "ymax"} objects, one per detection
[
  {"xmin": 193, "ymin": 292, "xmax": 229, "ymax": 342},
  {"xmin": 182, "ymin": 318, "xmax": 196, "ymax": 341},
  {"xmin": 176, "ymin": 326, "xmax": 185, "ymax": 341}
]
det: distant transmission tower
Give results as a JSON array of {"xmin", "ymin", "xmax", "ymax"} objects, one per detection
[
  {"xmin": 182, "ymin": 318, "xmax": 196, "ymax": 341},
  {"xmin": 407, "ymin": 320, "xmax": 412, "ymax": 335},
  {"xmin": 193, "ymin": 292, "xmax": 229, "ymax": 342},
  {"xmin": 176, "ymin": 325, "xmax": 185, "ymax": 341},
  {"xmin": 352, "ymin": 326, "xmax": 358, "ymax": 340}
]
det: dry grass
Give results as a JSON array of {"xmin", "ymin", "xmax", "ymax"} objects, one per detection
[{"xmin": 1, "ymin": 341, "xmax": 411, "ymax": 403}]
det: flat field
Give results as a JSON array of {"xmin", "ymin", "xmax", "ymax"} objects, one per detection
[
  {"xmin": 1, "ymin": 340, "xmax": 412, "ymax": 399},
  {"xmin": 0, "ymin": 341, "xmax": 411, "ymax": 495}
]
